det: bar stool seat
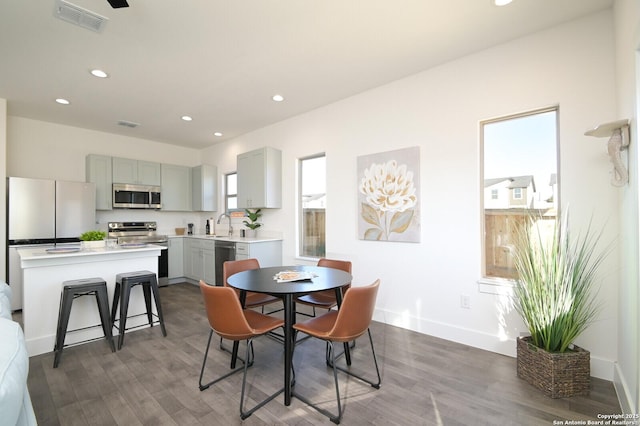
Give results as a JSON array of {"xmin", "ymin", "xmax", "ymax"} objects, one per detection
[
  {"xmin": 54, "ymin": 278, "xmax": 115, "ymax": 368},
  {"xmin": 110, "ymin": 270, "xmax": 167, "ymax": 350}
]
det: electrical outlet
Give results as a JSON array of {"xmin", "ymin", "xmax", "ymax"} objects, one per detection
[{"xmin": 460, "ymin": 295, "xmax": 471, "ymax": 309}]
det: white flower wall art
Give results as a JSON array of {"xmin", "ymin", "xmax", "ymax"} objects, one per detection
[{"xmin": 357, "ymin": 146, "xmax": 420, "ymax": 242}]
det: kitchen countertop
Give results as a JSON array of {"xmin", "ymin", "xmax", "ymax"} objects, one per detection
[
  {"xmin": 168, "ymin": 234, "xmax": 282, "ymax": 243},
  {"xmin": 18, "ymin": 244, "xmax": 165, "ymax": 261}
]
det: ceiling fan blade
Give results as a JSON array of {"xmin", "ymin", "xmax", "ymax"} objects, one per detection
[{"xmin": 107, "ymin": 0, "xmax": 129, "ymax": 8}]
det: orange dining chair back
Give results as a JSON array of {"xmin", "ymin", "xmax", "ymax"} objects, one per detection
[
  {"xmin": 198, "ymin": 281, "xmax": 285, "ymax": 420},
  {"xmin": 292, "ymin": 279, "xmax": 381, "ymax": 424},
  {"xmin": 223, "ymin": 258, "xmax": 282, "ymax": 311},
  {"xmin": 295, "ymin": 258, "xmax": 352, "ymax": 316}
]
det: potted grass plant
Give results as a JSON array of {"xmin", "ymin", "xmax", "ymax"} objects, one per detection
[
  {"xmin": 242, "ymin": 208, "xmax": 262, "ymax": 237},
  {"xmin": 511, "ymin": 209, "xmax": 608, "ymax": 398},
  {"xmin": 79, "ymin": 230, "xmax": 107, "ymax": 249}
]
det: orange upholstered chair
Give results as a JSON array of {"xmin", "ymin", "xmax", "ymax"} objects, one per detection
[
  {"xmin": 292, "ymin": 279, "xmax": 381, "ymax": 424},
  {"xmin": 295, "ymin": 258, "xmax": 352, "ymax": 316},
  {"xmin": 198, "ymin": 281, "xmax": 284, "ymax": 419}
]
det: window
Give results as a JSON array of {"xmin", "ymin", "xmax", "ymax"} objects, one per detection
[
  {"xmin": 299, "ymin": 155, "xmax": 326, "ymax": 258},
  {"xmin": 225, "ymin": 172, "xmax": 237, "ymax": 212},
  {"xmin": 481, "ymin": 107, "xmax": 559, "ymax": 280},
  {"xmin": 513, "ymin": 188, "xmax": 522, "ymax": 199}
]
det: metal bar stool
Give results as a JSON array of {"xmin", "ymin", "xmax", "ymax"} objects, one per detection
[
  {"xmin": 53, "ymin": 278, "xmax": 116, "ymax": 368},
  {"xmin": 110, "ymin": 270, "xmax": 167, "ymax": 350}
]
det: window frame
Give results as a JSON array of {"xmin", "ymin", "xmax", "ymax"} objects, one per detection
[
  {"xmin": 479, "ymin": 106, "xmax": 560, "ymax": 290},
  {"xmin": 298, "ymin": 153, "xmax": 326, "ymax": 260},
  {"xmin": 513, "ymin": 187, "xmax": 523, "ymax": 200},
  {"xmin": 224, "ymin": 172, "xmax": 239, "ymax": 213}
]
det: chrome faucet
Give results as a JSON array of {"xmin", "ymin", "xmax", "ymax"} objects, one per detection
[{"xmin": 217, "ymin": 213, "xmax": 233, "ymax": 236}]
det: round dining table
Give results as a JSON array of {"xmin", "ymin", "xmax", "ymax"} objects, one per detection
[{"xmin": 227, "ymin": 265, "xmax": 352, "ymax": 406}]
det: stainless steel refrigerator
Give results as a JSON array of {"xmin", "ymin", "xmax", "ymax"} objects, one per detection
[{"xmin": 6, "ymin": 177, "xmax": 96, "ymax": 310}]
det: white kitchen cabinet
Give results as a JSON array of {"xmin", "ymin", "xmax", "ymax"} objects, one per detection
[
  {"xmin": 138, "ymin": 161, "xmax": 162, "ymax": 185},
  {"xmin": 86, "ymin": 154, "xmax": 112, "ymax": 210},
  {"xmin": 161, "ymin": 164, "xmax": 192, "ymax": 211},
  {"xmin": 183, "ymin": 238, "xmax": 215, "ymax": 283},
  {"xmin": 237, "ymin": 147, "xmax": 282, "ymax": 208},
  {"xmin": 192, "ymin": 164, "xmax": 217, "ymax": 212},
  {"xmin": 168, "ymin": 237, "xmax": 184, "ymax": 279},
  {"xmin": 183, "ymin": 238, "xmax": 194, "ymax": 279},
  {"xmin": 235, "ymin": 240, "xmax": 282, "ymax": 267},
  {"xmin": 112, "ymin": 157, "xmax": 161, "ymax": 185},
  {"xmin": 203, "ymin": 243, "xmax": 215, "ymax": 284}
]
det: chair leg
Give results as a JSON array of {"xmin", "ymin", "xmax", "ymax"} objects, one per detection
[
  {"xmin": 110, "ymin": 282, "xmax": 121, "ymax": 326},
  {"xmin": 95, "ymin": 287, "xmax": 116, "ymax": 353},
  {"xmin": 117, "ymin": 282, "xmax": 131, "ymax": 350},
  {"xmin": 142, "ymin": 284, "xmax": 153, "ymax": 326},
  {"xmin": 330, "ymin": 329, "xmax": 381, "ymax": 389},
  {"xmin": 219, "ymin": 337, "xmax": 252, "ymax": 365},
  {"xmin": 148, "ymin": 279, "xmax": 167, "ymax": 336},
  {"xmin": 293, "ymin": 340, "xmax": 343, "ymax": 424},
  {"xmin": 296, "ymin": 329, "xmax": 382, "ymax": 424},
  {"xmin": 239, "ymin": 338, "xmax": 285, "ymax": 420},
  {"xmin": 53, "ymin": 291, "xmax": 74, "ymax": 368},
  {"xmin": 199, "ymin": 330, "xmax": 247, "ymax": 391}
]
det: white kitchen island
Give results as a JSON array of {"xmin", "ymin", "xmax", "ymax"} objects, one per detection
[{"xmin": 19, "ymin": 244, "xmax": 165, "ymax": 356}]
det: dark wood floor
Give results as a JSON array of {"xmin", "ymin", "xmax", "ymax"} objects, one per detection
[{"xmin": 24, "ymin": 283, "xmax": 621, "ymax": 425}]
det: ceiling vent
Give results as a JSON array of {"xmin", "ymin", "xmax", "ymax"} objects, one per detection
[
  {"xmin": 54, "ymin": 0, "xmax": 108, "ymax": 33},
  {"xmin": 117, "ymin": 120, "xmax": 140, "ymax": 128}
]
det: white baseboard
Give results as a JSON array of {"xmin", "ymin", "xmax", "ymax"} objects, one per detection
[
  {"xmin": 613, "ymin": 362, "xmax": 637, "ymax": 415},
  {"xmin": 372, "ymin": 308, "xmax": 615, "ymax": 381}
]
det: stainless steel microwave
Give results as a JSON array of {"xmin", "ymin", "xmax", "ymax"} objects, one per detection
[{"xmin": 112, "ymin": 183, "xmax": 161, "ymax": 209}]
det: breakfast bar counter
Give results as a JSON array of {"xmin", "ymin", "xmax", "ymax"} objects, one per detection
[{"xmin": 18, "ymin": 244, "xmax": 165, "ymax": 356}]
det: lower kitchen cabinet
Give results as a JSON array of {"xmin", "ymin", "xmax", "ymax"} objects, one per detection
[
  {"xmin": 235, "ymin": 240, "xmax": 282, "ymax": 267},
  {"xmin": 168, "ymin": 237, "xmax": 184, "ymax": 279},
  {"xmin": 183, "ymin": 238, "xmax": 215, "ymax": 283},
  {"xmin": 178, "ymin": 237, "xmax": 281, "ymax": 284}
]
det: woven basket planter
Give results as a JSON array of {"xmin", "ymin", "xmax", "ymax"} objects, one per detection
[{"xmin": 516, "ymin": 336, "xmax": 590, "ymax": 398}]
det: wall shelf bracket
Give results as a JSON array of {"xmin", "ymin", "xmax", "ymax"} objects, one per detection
[{"xmin": 585, "ymin": 119, "xmax": 630, "ymax": 187}]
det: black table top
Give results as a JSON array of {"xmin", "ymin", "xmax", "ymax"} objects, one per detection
[{"xmin": 227, "ymin": 265, "xmax": 352, "ymax": 295}]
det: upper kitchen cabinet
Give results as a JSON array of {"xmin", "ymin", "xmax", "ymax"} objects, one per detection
[
  {"xmin": 192, "ymin": 164, "xmax": 217, "ymax": 212},
  {"xmin": 161, "ymin": 164, "xmax": 191, "ymax": 211},
  {"xmin": 237, "ymin": 147, "xmax": 282, "ymax": 208},
  {"xmin": 86, "ymin": 154, "xmax": 112, "ymax": 210},
  {"xmin": 112, "ymin": 157, "xmax": 161, "ymax": 186}
]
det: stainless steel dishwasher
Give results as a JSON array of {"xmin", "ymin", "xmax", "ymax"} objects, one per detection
[{"xmin": 214, "ymin": 240, "xmax": 236, "ymax": 286}]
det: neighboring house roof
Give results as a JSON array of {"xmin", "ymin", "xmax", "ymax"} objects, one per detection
[{"xmin": 484, "ymin": 175, "xmax": 536, "ymax": 192}]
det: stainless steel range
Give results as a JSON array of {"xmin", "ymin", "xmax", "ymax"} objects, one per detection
[{"xmin": 108, "ymin": 221, "xmax": 169, "ymax": 285}]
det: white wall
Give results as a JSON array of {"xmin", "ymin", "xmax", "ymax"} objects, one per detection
[
  {"xmin": 613, "ymin": 0, "xmax": 640, "ymax": 415},
  {"xmin": 6, "ymin": 118, "xmax": 200, "ymax": 181},
  {"xmin": 202, "ymin": 10, "xmax": 620, "ymax": 380},
  {"xmin": 3, "ymin": 10, "xmax": 626, "ymax": 385},
  {"xmin": 5, "ymin": 117, "xmax": 211, "ymax": 235}
]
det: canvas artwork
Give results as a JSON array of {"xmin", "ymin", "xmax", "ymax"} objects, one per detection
[{"xmin": 357, "ymin": 146, "xmax": 420, "ymax": 242}]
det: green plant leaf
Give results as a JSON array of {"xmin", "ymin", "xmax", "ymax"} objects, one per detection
[
  {"xmin": 511, "ymin": 209, "xmax": 609, "ymax": 353},
  {"xmin": 79, "ymin": 230, "xmax": 106, "ymax": 241}
]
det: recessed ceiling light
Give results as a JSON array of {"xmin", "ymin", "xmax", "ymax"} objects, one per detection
[
  {"xmin": 272, "ymin": 94, "xmax": 284, "ymax": 102},
  {"xmin": 55, "ymin": 98, "xmax": 70, "ymax": 105},
  {"xmin": 90, "ymin": 69, "xmax": 108, "ymax": 78},
  {"xmin": 494, "ymin": 0, "xmax": 513, "ymax": 5},
  {"xmin": 213, "ymin": 132, "xmax": 223, "ymax": 137},
  {"xmin": 181, "ymin": 115, "xmax": 193, "ymax": 121}
]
